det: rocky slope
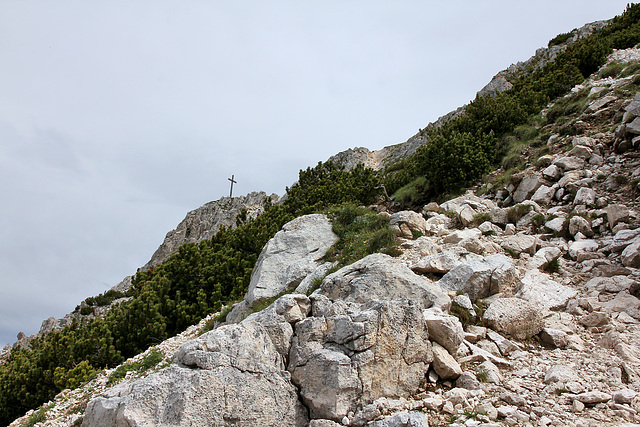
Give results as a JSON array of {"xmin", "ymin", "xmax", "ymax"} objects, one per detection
[{"xmin": 8, "ymin": 20, "xmax": 640, "ymax": 427}]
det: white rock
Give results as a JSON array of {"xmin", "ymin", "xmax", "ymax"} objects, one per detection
[
  {"xmin": 527, "ymin": 246, "xmax": 562, "ymax": 271},
  {"xmin": 513, "ymin": 175, "xmax": 543, "ymax": 203},
  {"xmin": 542, "ymin": 164, "xmax": 563, "ymax": 181},
  {"xmin": 553, "ymin": 156, "xmax": 586, "ymax": 171},
  {"xmin": 568, "ymin": 239, "xmax": 599, "ymax": 261},
  {"xmin": 443, "ymin": 228, "xmax": 482, "ymax": 244},
  {"xmin": 320, "ymin": 253, "xmax": 450, "ymax": 310},
  {"xmin": 573, "ymin": 187, "xmax": 596, "ymax": 206},
  {"xmin": 483, "ymin": 297, "xmax": 543, "ymax": 340},
  {"xmin": 531, "ymin": 185, "xmax": 555, "ymax": 205},
  {"xmin": 574, "ymin": 391, "xmax": 611, "ymax": 404},
  {"xmin": 621, "ymin": 237, "xmax": 640, "ymax": 268},
  {"xmin": 390, "ymin": 211, "xmax": 428, "ymax": 238},
  {"xmin": 516, "ymin": 270, "xmax": 578, "ymax": 310},
  {"xmin": 501, "ymin": 234, "xmax": 537, "ymax": 256},
  {"xmin": 423, "ymin": 309, "xmax": 464, "ymax": 353},
  {"xmin": 246, "ymin": 214, "xmax": 339, "ymax": 307},
  {"xmin": 438, "ymin": 254, "xmax": 516, "ymax": 301},
  {"xmin": 431, "ymin": 342, "xmax": 462, "ymax": 380},
  {"xmin": 544, "ymin": 364, "xmax": 576, "ymax": 383}
]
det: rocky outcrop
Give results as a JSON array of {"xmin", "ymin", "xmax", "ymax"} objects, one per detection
[
  {"xmin": 317, "ymin": 253, "xmax": 450, "ymax": 310},
  {"xmin": 145, "ymin": 191, "xmax": 277, "ymax": 269},
  {"xmin": 244, "ymin": 214, "xmax": 338, "ymax": 308},
  {"xmin": 83, "ymin": 312, "xmax": 308, "ymax": 427}
]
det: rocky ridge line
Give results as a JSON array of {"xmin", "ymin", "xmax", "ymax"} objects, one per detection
[{"xmin": 0, "ymin": 191, "xmax": 277, "ymax": 359}]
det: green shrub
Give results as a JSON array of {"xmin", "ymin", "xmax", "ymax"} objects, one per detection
[
  {"xmin": 507, "ymin": 204, "xmax": 532, "ymax": 224},
  {"xmin": 325, "ymin": 203, "xmax": 399, "ymax": 266},
  {"xmin": 53, "ymin": 360, "xmax": 99, "ymax": 391},
  {"xmin": 599, "ymin": 61, "xmax": 625, "ymax": 78},
  {"xmin": 548, "ymin": 31, "xmax": 573, "ymax": 47}
]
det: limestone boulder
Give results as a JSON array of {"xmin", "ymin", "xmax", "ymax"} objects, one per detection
[
  {"xmin": 516, "ymin": 270, "xmax": 578, "ymax": 310},
  {"xmin": 370, "ymin": 412, "xmax": 428, "ymax": 427},
  {"xmin": 483, "ymin": 298, "xmax": 543, "ymax": 340},
  {"xmin": 610, "ymin": 228, "xmax": 640, "ymax": 252},
  {"xmin": 390, "ymin": 211, "xmax": 427, "ymax": 238},
  {"xmin": 431, "ymin": 342, "xmax": 462, "ymax": 380},
  {"xmin": 513, "ymin": 175, "xmax": 542, "ymax": 203},
  {"xmin": 622, "ymin": 237, "xmax": 640, "ymax": 268},
  {"xmin": 573, "ymin": 187, "xmax": 596, "ymax": 206},
  {"xmin": 531, "ymin": 185, "xmax": 555, "ymax": 205},
  {"xmin": 83, "ymin": 319, "xmax": 308, "ymax": 427},
  {"xmin": 319, "ymin": 253, "xmax": 450, "ymax": 310},
  {"xmin": 443, "ymin": 228, "xmax": 482, "ymax": 244},
  {"xmin": 411, "ymin": 250, "xmax": 481, "ymax": 275},
  {"xmin": 605, "ymin": 204, "xmax": 631, "ymax": 230},
  {"xmin": 289, "ymin": 299, "xmax": 432, "ymax": 421},
  {"xmin": 553, "ymin": 156, "xmax": 585, "ymax": 171},
  {"xmin": 423, "ymin": 309, "xmax": 464, "ymax": 353},
  {"xmin": 569, "ymin": 215, "xmax": 594, "ymax": 237},
  {"xmin": 246, "ymin": 214, "xmax": 338, "ymax": 307},
  {"xmin": 500, "ymin": 234, "xmax": 537, "ymax": 256},
  {"xmin": 438, "ymin": 254, "xmax": 516, "ymax": 301},
  {"xmin": 542, "ymin": 164, "xmax": 563, "ymax": 181},
  {"xmin": 568, "ymin": 239, "xmax": 599, "ymax": 261},
  {"xmin": 527, "ymin": 246, "xmax": 562, "ymax": 271}
]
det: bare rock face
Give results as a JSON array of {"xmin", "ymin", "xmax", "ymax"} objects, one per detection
[
  {"xmin": 83, "ymin": 316, "xmax": 309, "ymax": 427},
  {"xmin": 318, "ymin": 253, "xmax": 450, "ymax": 310},
  {"xmin": 289, "ymin": 298, "xmax": 432, "ymax": 421},
  {"xmin": 145, "ymin": 192, "xmax": 277, "ymax": 269},
  {"xmin": 245, "ymin": 214, "xmax": 339, "ymax": 307}
]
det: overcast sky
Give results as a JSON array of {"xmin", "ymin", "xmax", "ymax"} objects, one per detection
[{"xmin": 0, "ymin": 1, "xmax": 631, "ymax": 347}]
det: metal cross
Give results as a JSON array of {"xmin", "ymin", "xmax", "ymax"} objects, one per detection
[{"xmin": 228, "ymin": 174, "xmax": 237, "ymax": 197}]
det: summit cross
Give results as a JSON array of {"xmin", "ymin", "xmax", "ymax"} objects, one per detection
[{"xmin": 228, "ymin": 175, "xmax": 237, "ymax": 197}]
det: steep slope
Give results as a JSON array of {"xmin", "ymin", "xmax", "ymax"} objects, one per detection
[{"xmin": 5, "ymin": 5, "xmax": 640, "ymax": 427}]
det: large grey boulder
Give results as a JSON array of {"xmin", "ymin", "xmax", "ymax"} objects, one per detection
[
  {"xmin": 573, "ymin": 187, "xmax": 596, "ymax": 206},
  {"xmin": 83, "ymin": 318, "xmax": 308, "ymax": 427},
  {"xmin": 483, "ymin": 297, "xmax": 543, "ymax": 340},
  {"xmin": 431, "ymin": 342, "xmax": 462, "ymax": 380},
  {"xmin": 513, "ymin": 175, "xmax": 542, "ymax": 203},
  {"xmin": 622, "ymin": 237, "xmax": 640, "ymax": 268},
  {"xmin": 318, "ymin": 253, "xmax": 450, "ymax": 310},
  {"xmin": 500, "ymin": 234, "xmax": 537, "ymax": 256},
  {"xmin": 605, "ymin": 204, "xmax": 631, "ymax": 230},
  {"xmin": 516, "ymin": 270, "xmax": 577, "ymax": 310},
  {"xmin": 437, "ymin": 254, "xmax": 516, "ymax": 301},
  {"xmin": 289, "ymin": 299, "xmax": 432, "ymax": 421},
  {"xmin": 568, "ymin": 239, "xmax": 599, "ymax": 261},
  {"xmin": 553, "ymin": 156, "xmax": 585, "ymax": 171},
  {"xmin": 246, "ymin": 214, "xmax": 338, "ymax": 307},
  {"xmin": 610, "ymin": 228, "xmax": 640, "ymax": 252},
  {"xmin": 411, "ymin": 250, "xmax": 481, "ymax": 275}
]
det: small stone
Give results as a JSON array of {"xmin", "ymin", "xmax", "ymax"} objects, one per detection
[
  {"xmin": 573, "ymin": 399, "xmax": 585, "ymax": 412},
  {"xmin": 573, "ymin": 187, "xmax": 596, "ymax": 206},
  {"xmin": 574, "ymin": 391, "xmax": 611, "ymax": 405},
  {"xmin": 544, "ymin": 365, "xmax": 576, "ymax": 384},
  {"xmin": 613, "ymin": 388, "xmax": 638, "ymax": 404},
  {"xmin": 456, "ymin": 371, "xmax": 480, "ymax": 390}
]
